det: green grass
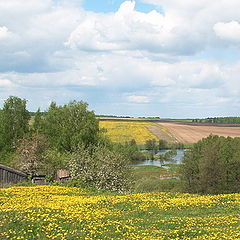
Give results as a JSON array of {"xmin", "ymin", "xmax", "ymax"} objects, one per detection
[
  {"xmin": 132, "ymin": 165, "xmax": 168, "ymax": 178},
  {"xmin": 132, "ymin": 165, "xmax": 181, "ymax": 193},
  {"xmin": 0, "ymin": 185, "xmax": 239, "ymax": 239}
]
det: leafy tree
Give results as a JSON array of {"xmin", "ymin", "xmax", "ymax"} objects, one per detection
[
  {"xmin": 14, "ymin": 133, "xmax": 70, "ymax": 178},
  {"xmin": 114, "ymin": 140, "xmax": 145, "ymax": 162},
  {"xmin": 14, "ymin": 134, "xmax": 49, "ymax": 176},
  {"xmin": 145, "ymin": 139, "xmax": 158, "ymax": 153},
  {"xmin": 40, "ymin": 101, "xmax": 99, "ymax": 152},
  {"xmin": 159, "ymin": 139, "xmax": 167, "ymax": 150},
  {"xmin": 43, "ymin": 149, "xmax": 69, "ymax": 178},
  {"xmin": 0, "ymin": 96, "xmax": 30, "ymax": 150},
  {"xmin": 68, "ymin": 144, "xmax": 132, "ymax": 192},
  {"xmin": 33, "ymin": 108, "xmax": 43, "ymax": 133},
  {"xmin": 181, "ymin": 135, "xmax": 240, "ymax": 194}
]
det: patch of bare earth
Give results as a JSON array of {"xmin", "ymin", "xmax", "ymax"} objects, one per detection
[
  {"xmin": 158, "ymin": 122, "xmax": 240, "ymax": 144},
  {"xmin": 146, "ymin": 125, "xmax": 177, "ymax": 143}
]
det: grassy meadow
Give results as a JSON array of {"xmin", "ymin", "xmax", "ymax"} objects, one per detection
[
  {"xmin": 132, "ymin": 165, "xmax": 181, "ymax": 193},
  {"xmin": 99, "ymin": 120, "xmax": 158, "ymax": 144},
  {"xmin": 0, "ymin": 185, "xmax": 239, "ymax": 239}
]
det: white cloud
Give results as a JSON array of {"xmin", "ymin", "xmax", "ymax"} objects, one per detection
[
  {"xmin": 66, "ymin": 0, "xmax": 240, "ymax": 57},
  {"xmin": 126, "ymin": 95, "xmax": 150, "ymax": 103},
  {"xmin": 66, "ymin": 1, "xmax": 192, "ymax": 54},
  {"xmin": 0, "ymin": 0, "xmax": 83, "ymax": 73},
  {"xmin": 214, "ymin": 21, "xmax": 240, "ymax": 43},
  {"xmin": 0, "ymin": 78, "xmax": 14, "ymax": 87},
  {"xmin": 0, "ymin": 0, "xmax": 240, "ymax": 117},
  {"xmin": 0, "ymin": 53, "xmax": 239, "ymax": 116},
  {"xmin": 0, "ymin": 0, "xmax": 51, "ymax": 10},
  {"xmin": 0, "ymin": 26, "xmax": 9, "ymax": 39}
]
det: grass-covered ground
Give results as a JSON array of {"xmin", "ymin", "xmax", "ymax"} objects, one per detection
[
  {"xmin": 132, "ymin": 165, "xmax": 181, "ymax": 193},
  {"xmin": 0, "ymin": 185, "xmax": 239, "ymax": 239}
]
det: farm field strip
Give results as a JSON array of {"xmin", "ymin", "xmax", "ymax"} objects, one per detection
[
  {"xmin": 145, "ymin": 125, "xmax": 177, "ymax": 143},
  {"xmin": 158, "ymin": 122, "xmax": 240, "ymax": 144},
  {"xmin": 0, "ymin": 185, "xmax": 239, "ymax": 239},
  {"xmin": 100, "ymin": 120, "xmax": 158, "ymax": 144}
]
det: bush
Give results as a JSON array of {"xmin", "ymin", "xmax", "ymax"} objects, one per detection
[
  {"xmin": 0, "ymin": 150, "xmax": 15, "ymax": 167},
  {"xmin": 68, "ymin": 145, "xmax": 132, "ymax": 193},
  {"xmin": 114, "ymin": 141, "xmax": 146, "ymax": 162},
  {"xmin": 14, "ymin": 134, "xmax": 49, "ymax": 176}
]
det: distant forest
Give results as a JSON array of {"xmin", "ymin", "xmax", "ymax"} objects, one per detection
[
  {"xmin": 28, "ymin": 111, "xmax": 240, "ymax": 124},
  {"xmin": 192, "ymin": 117, "xmax": 240, "ymax": 124}
]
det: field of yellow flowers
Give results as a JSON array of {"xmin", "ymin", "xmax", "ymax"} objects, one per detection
[
  {"xmin": 100, "ymin": 120, "xmax": 158, "ymax": 144},
  {"xmin": 0, "ymin": 185, "xmax": 239, "ymax": 239}
]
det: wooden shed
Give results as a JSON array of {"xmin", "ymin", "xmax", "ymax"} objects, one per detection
[
  {"xmin": 0, "ymin": 164, "xmax": 28, "ymax": 187},
  {"xmin": 56, "ymin": 169, "xmax": 70, "ymax": 182}
]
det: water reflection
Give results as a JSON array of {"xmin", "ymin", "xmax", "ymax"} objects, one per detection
[{"xmin": 132, "ymin": 149, "xmax": 187, "ymax": 167}]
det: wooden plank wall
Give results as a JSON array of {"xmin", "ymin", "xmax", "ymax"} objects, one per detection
[{"xmin": 0, "ymin": 164, "xmax": 27, "ymax": 187}]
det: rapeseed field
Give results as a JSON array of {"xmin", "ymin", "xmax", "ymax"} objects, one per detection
[
  {"xmin": 0, "ymin": 185, "xmax": 239, "ymax": 239},
  {"xmin": 99, "ymin": 121, "xmax": 158, "ymax": 144}
]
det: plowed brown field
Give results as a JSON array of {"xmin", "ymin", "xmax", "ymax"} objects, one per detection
[{"xmin": 158, "ymin": 122, "xmax": 240, "ymax": 144}]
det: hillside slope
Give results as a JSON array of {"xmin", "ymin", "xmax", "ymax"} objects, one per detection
[{"xmin": 0, "ymin": 186, "xmax": 239, "ymax": 239}]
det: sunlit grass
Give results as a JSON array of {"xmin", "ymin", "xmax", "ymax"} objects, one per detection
[{"xmin": 0, "ymin": 185, "xmax": 239, "ymax": 239}]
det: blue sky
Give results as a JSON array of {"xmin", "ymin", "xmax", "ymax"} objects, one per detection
[
  {"xmin": 0, "ymin": 0, "xmax": 240, "ymax": 118},
  {"xmin": 83, "ymin": 0, "xmax": 159, "ymax": 13}
]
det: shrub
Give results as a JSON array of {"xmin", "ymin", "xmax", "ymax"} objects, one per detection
[
  {"xmin": 68, "ymin": 145, "xmax": 132, "ymax": 193},
  {"xmin": 14, "ymin": 134, "xmax": 49, "ymax": 176}
]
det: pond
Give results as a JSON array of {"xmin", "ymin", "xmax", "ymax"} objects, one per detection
[{"xmin": 132, "ymin": 149, "xmax": 188, "ymax": 167}]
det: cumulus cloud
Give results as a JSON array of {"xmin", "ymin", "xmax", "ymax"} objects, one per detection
[
  {"xmin": 0, "ymin": 0, "xmax": 83, "ymax": 73},
  {"xmin": 214, "ymin": 21, "xmax": 240, "ymax": 43},
  {"xmin": 0, "ymin": 0, "xmax": 240, "ymax": 117},
  {"xmin": 0, "ymin": 53, "xmax": 239, "ymax": 116},
  {"xmin": 0, "ymin": 78, "xmax": 14, "ymax": 87},
  {"xmin": 66, "ymin": 1, "xmax": 196, "ymax": 55},
  {"xmin": 0, "ymin": 26, "xmax": 9, "ymax": 39},
  {"xmin": 126, "ymin": 95, "xmax": 150, "ymax": 103},
  {"xmin": 66, "ymin": 0, "xmax": 240, "ymax": 57}
]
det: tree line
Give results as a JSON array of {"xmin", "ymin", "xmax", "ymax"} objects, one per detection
[
  {"xmin": 0, "ymin": 96, "xmax": 132, "ymax": 192},
  {"xmin": 1, "ymin": 96, "xmax": 239, "ymax": 194},
  {"xmin": 192, "ymin": 117, "xmax": 240, "ymax": 124},
  {"xmin": 181, "ymin": 135, "xmax": 240, "ymax": 194}
]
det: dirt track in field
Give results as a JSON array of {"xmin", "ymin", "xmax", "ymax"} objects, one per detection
[
  {"xmin": 146, "ymin": 125, "xmax": 177, "ymax": 143},
  {"xmin": 157, "ymin": 122, "xmax": 240, "ymax": 144}
]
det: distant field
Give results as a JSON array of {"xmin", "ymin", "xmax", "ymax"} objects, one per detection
[
  {"xmin": 98, "ymin": 117, "xmax": 192, "ymax": 122},
  {"xmin": 146, "ymin": 125, "xmax": 177, "ymax": 144},
  {"xmin": 99, "ymin": 119, "xmax": 240, "ymax": 145},
  {"xmin": 158, "ymin": 122, "xmax": 240, "ymax": 144},
  {"xmin": 99, "ymin": 120, "xmax": 158, "ymax": 144}
]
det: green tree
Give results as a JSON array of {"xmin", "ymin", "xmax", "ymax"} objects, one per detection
[
  {"xmin": 114, "ymin": 140, "xmax": 145, "ymax": 163},
  {"xmin": 181, "ymin": 135, "xmax": 240, "ymax": 194},
  {"xmin": 40, "ymin": 101, "xmax": 99, "ymax": 152},
  {"xmin": 145, "ymin": 139, "xmax": 158, "ymax": 153},
  {"xmin": 159, "ymin": 139, "xmax": 167, "ymax": 150},
  {"xmin": 68, "ymin": 144, "xmax": 132, "ymax": 192},
  {"xmin": 33, "ymin": 108, "xmax": 43, "ymax": 133},
  {"xmin": 0, "ymin": 96, "xmax": 30, "ymax": 150},
  {"xmin": 14, "ymin": 134, "xmax": 49, "ymax": 176}
]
